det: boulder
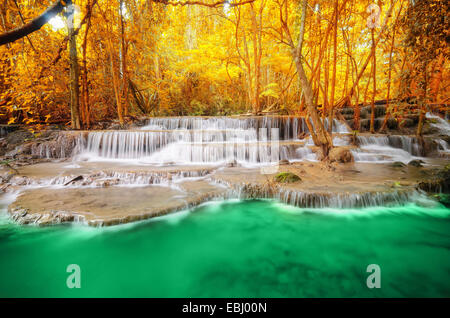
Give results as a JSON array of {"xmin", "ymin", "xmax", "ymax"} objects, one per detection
[
  {"xmin": 408, "ymin": 159, "xmax": 424, "ymax": 167},
  {"xmin": 391, "ymin": 161, "xmax": 406, "ymax": 168},
  {"xmin": 329, "ymin": 147, "xmax": 354, "ymax": 163},
  {"xmin": 278, "ymin": 159, "xmax": 290, "ymax": 165}
]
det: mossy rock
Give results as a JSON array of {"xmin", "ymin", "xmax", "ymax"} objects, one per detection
[
  {"xmin": 408, "ymin": 159, "xmax": 425, "ymax": 167},
  {"xmin": 391, "ymin": 161, "xmax": 406, "ymax": 168},
  {"xmin": 274, "ymin": 172, "xmax": 301, "ymax": 183}
]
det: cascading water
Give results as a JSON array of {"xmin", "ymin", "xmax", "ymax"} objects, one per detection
[
  {"xmin": 351, "ymin": 135, "xmax": 422, "ymax": 163},
  {"xmin": 73, "ymin": 116, "xmax": 428, "ymax": 165},
  {"xmin": 77, "ymin": 117, "xmax": 349, "ymax": 165},
  {"xmin": 427, "ymin": 112, "xmax": 450, "ymax": 135},
  {"xmin": 426, "ymin": 112, "xmax": 450, "ymax": 156}
]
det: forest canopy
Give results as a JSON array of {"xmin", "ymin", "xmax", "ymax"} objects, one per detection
[{"xmin": 0, "ymin": 0, "xmax": 448, "ymax": 136}]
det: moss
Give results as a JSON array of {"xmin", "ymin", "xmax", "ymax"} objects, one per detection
[{"xmin": 274, "ymin": 172, "xmax": 301, "ymax": 183}]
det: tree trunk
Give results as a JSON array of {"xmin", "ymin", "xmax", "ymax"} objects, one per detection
[
  {"xmin": 416, "ymin": 62, "xmax": 428, "ymax": 136},
  {"xmin": 120, "ymin": 0, "xmax": 129, "ymax": 117},
  {"xmin": 293, "ymin": 0, "xmax": 332, "ymax": 157},
  {"xmin": 68, "ymin": 4, "xmax": 81, "ymax": 130},
  {"xmin": 339, "ymin": 0, "xmax": 397, "ymax": 104},
  {"xmin": 81, "ymin": 10, "xmax": 91, "ymax": 129},
  {"xmin": 379, "ymin": 38, "xmax": 395, "ymax": 132},
  {"xmin": 369, "ymin": 29, "xmax": 376, "ymax": 134},
  {"xmin": 328, "ymin": 0, "xmax": 338, "ymax": 133},
  {"xmin": 379, "ymin": 2, "xmax": 404, "ymax": 132}
]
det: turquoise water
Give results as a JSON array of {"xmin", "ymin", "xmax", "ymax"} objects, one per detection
[{"xmin": 0, "ymin": 195, "xmax": 449, "ymax": 298}]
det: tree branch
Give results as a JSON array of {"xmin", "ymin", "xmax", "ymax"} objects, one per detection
[{"xmin": 0, "ymin": 0, "xmax": 70, "ymax": 46}]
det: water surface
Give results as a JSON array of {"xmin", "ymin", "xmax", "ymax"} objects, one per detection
[{"xmin": 0, "ymin": 197, "xmax": 449, "ymax": 297}]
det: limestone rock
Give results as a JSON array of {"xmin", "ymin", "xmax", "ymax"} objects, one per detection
[{"xmin": 329, "ymin": 147, "xmax": 354, "ymax": 163}]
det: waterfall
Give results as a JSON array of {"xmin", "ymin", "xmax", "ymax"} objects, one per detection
[
  {"xmin": 351, "ymin": 135, "xmax": 422, "ymax": 163},
  {"xmin": 77, "ymin": 117, "xmax": 341, "ymax": 165},
  {"xmin": 78, "ymin": 129, "xmax": 285, "ymax": 165},
  {"xmin": 436, "ymin": 139, "xmax": 450, "ymax": 157},
  {"xmin": 426, "ymin": 113, "xmax": 450, "ymax": 157},
  {"xmin": 223, "ymin": 180, "xmax": 423, "ymax": 209},
  {"xmin": 67, "ymin": 116, "xmax": 432, "ymax": 165},
  {"xmin": 426, "ymin": 112, "xmax": 450, "ymax": 135}
]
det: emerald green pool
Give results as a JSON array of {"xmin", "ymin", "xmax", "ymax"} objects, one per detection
[{"xmin": 0, "ymin": 195, "xmax": 449, "ymax": 298}]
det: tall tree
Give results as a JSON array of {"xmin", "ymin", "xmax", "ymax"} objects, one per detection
[
  {"xmin": 292, "ymin": 0, "xmax": 332, "ymax": 157},
  {"xmin": 67, "ymin": 2, "xmax": 81, "ymax": 129}
]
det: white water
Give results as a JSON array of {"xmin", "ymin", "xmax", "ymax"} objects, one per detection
[
  {"xmin": 426, "ymin": 112, "xmax": 450, "ymax": 156},
  {"xmin": 77, "ymin": 117, "xmax": 326, "ymax": 165},
  {"xmin": 71, "ymin": 117, "xmax": 428, "ymax": 165},
  {"xmin": 351, "ymin": 135, "xmax": 422, "ymax": 164},
  {"xmin": 426, "ymin": 112, "xmax": 450, "ymax": 135}
]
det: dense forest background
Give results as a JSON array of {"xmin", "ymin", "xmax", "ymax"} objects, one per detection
[{"xmin": 0, "ymin": 0, "xmax": 448, "ymax": 132}]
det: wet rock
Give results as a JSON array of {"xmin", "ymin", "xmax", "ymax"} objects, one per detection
[
  {"xmin": 341, "ymin": 107, "xmax": 354, "ymax": 115},
  {"xmin": 329, "ymin": 147, "xmax": 354, "ymax": 163},
  {"xmin": 392, "ymin": 161, "xmax": 406, "ymax": 168},
  {"xmin": 9, "ymin": 175, "xmax": 28, "ymax": 186},
  {"xmin": 361, "ymin": 105, "xmax": 386, "ymax": 118},
  {"xmin": 386, "ymin": 118, "xmax": 399, "ymax": 130},
  {"xmin": 5, "ymin": 143, "xmax": 33, "ymax": 158},
  {"xmin": 431, "ymin": 193, "xmax": 450, "ymax": 208},
  {"xmin": 30, "ymin": 132, "xmax": 81, "ymax": 159},
  {"xmin": 297, "ymin": 132, "xmax": 307, "ymax": 140},
  {"xmin": 417, "ymin": 164, "xmax": 450, "ymax": 193},
  {"xmin": 274, "ymin": 172, "xmax": 301, "ymax": 183},
  {"xmin": 0, "ymin": 184, "xmax": 10, "ymax": 192},
  {"xmin": 422, "ymin": 123, "xmax": 440, "ymax": 135},
  {"xmin": 408, "ymin": 160, "xmax": 425, "ymax": 167},
  {"xmin": 442, "ymin": 135, "xmax": 450, "ymax": 145},
  {"xmin": 310, "ymin": 146, "xmax": 326, "ymax": 161},
  {"xmin": 4, "ymin": 130, "xmax": 33, "ymax": 149},
  {"xmin": 279, "ymin": 159, "xmax": 290, "ymax": 165},
  {"xmin": 64, "ymin": 175, "xmax": 83, "ymax": 186},
  {"xmin": 226, "ymin": 160, "xmax": 238, "ymax": 168},
  {"xmin": 398, "ymin": 118, "xmax": 414, "ymax": 128}
]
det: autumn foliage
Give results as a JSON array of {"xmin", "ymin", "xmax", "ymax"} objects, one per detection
[{"xmin": 0, "ymin": 0, "xmax": 448, "ymax": 132}]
